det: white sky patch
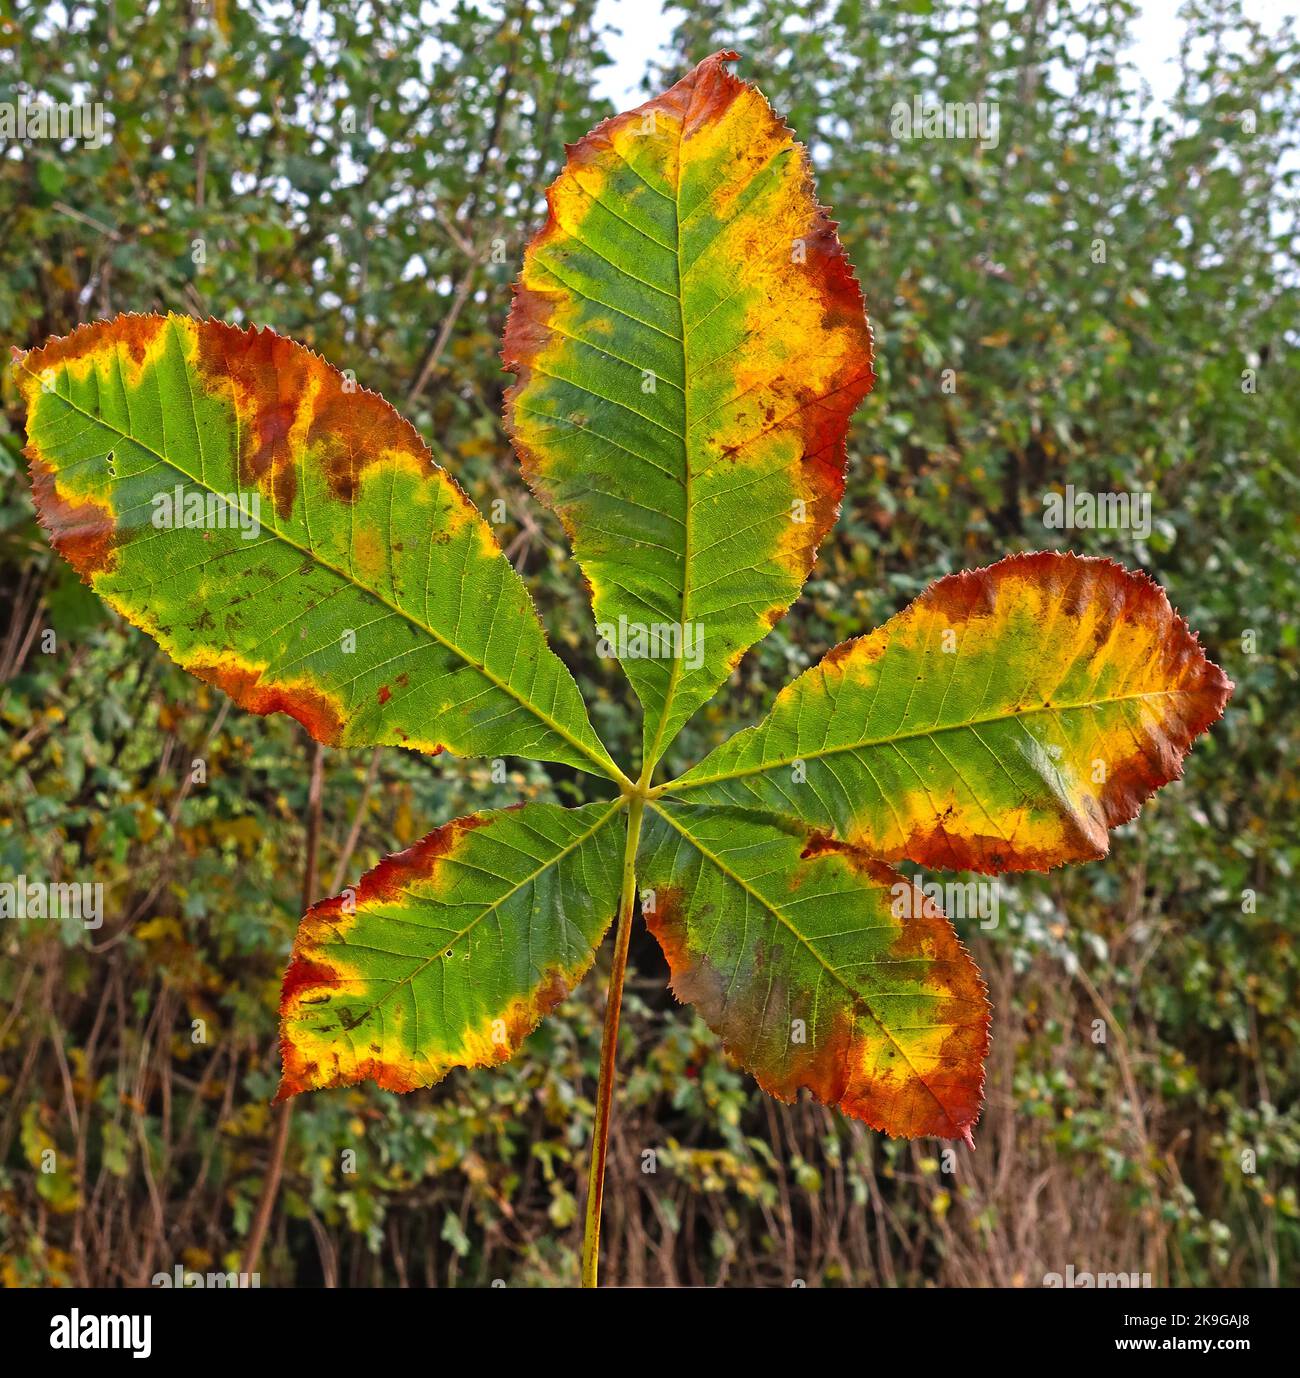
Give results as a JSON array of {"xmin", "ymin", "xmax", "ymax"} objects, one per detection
[
  {"xmin": 592, "ymin": 0, "xmax": 674, "ymax": 106},
  {"xmin": 592, "ymin": 0, "xmax": 1300, "ymax": 112}
]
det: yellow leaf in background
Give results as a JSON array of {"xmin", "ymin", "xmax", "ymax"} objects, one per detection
[
  {"xmin": 21, "ymin": 1106, "xmax": 80, "ymax": 1214},
  {"xmin": 20, "ymin": 1104, "xmax": 52, "ymax": 1166},
  {"xmin": 68, "ymin": 1048, "xmax": 94, "ymax": 1101},
  {"xmin": 136, "ymin": 805, "xmax": 159, "ymax": 844},
  {"xmin": 136, "ymin": 916, "xmax": 183, "ymax": 943},
  {"xmin": 457, "ymin": 436, "xmax": 495, "ymax": 459},
  {"xmin": 212, "ymin": 816, "xmax": 261, "ymax": 855},
  {"xmin": 224, "ymin": 1102, "xmax": 270, "ymax": 1137},
  {"xmin": 548, "ymin": 1183, "xmax": 578, "ymax": 1228}
]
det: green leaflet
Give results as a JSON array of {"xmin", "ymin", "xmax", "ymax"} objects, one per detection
[
  {"xmin": 503, "ymin": 51, "xmax": 874, "ymax": 768},
  {"xmin": 15, "ymin": 314, "xmax": 620, "ymax": 779},
  {"xmin": 280, "ymin": 800, "xmax": 626, "ymax": 1096},
  {"xmin": 638, "ymin": 803, "xmax": 990, "ymax": 1140},
  {"xmin": 667, "ymin": 553, "xmax": 1232, "ymax": 873}
]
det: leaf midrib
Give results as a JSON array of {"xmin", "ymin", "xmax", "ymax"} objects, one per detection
[
  {"xmin": 333, "ymin": 800, "xmax": 624, "ymax": 1027},
  {"xmin": 642, "ymin": 91, "xmax": 694, "ymax": 772},
  {"xmin": 27, "ymin": 365, "xmax": 620, "ymax": 781},
  {"xmin": 668, "ymin": 686, "xmax": 1201, "ymax": 793}
]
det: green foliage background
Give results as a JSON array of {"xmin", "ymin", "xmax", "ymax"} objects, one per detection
[{"xmin": 0, "ymin": 0, "xmax": 1296, "ymax": 1287}]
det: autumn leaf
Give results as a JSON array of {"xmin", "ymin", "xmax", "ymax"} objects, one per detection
[
  {"xmin": 14, "ymin": 314, "xmax": 619, "ymax": 778},
  {"xmin": 638, "ymin": 804, "xmax": 989, "ymax": 1142},
  {"xmin": 504, "ymin": 50, "xmax": 874, "ymax": 764},
  {"xmin": 279, "ymin": 801, "xmax": 625, "ymax": 1098},
  {"xmin": 668, "ymin": 552, "xmax": 1233, "ymax": 872}
]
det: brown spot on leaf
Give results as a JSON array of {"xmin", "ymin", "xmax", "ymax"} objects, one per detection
[
  {"xmin": 280, "ymin": 953, "xmax": 340, "ymax": 1006},
  {"xmin": 360, "ymin": 813, "xmax": 493, "ymax": 906},
  {"xmin": 187, "ymin": 656, "xmax": 345, "ymax": 745},
  {"xmin": 17, "ymin": 313, "xmax": 166, "ymax": 378},
  {"xmin": 195, "ymin": 320, "xmax": 455, "ymax": 522},
  {"xmin": 27, "ymin": 455, "xmax": 116, "ymax": 580}
]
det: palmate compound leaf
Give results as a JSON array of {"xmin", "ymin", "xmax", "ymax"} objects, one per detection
[
  {"xmin": 639, "ymin": 803, "xmax": 991, "ymax": 1141},
  {"xmin": 667, "ymin": 552, "xmax": 1234, "ymax": 872},
  {"xmin": 14, "ymin": 314, "xmax": 619, "ymax": 779},
  {"xmin": 278, "ymin": 800, "xmax": 625, "ymax": 1097},
  {"xmin": 503, "ymin": 50, "xmax": 874, "ymax": 767}
]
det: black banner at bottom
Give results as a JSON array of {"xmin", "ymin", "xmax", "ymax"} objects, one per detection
[{"xmin": 0, "ymin": 1283, "xmax": 1280, "ymax": 1363}]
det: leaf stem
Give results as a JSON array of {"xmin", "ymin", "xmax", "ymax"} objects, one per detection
[
  {"xmin": 242, "ymin": 738, "xmax": 325, "ymax": 1277},
  {"xmin": 581, "ymin": 789, "xmax": 645, "ymax": 1287}
]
